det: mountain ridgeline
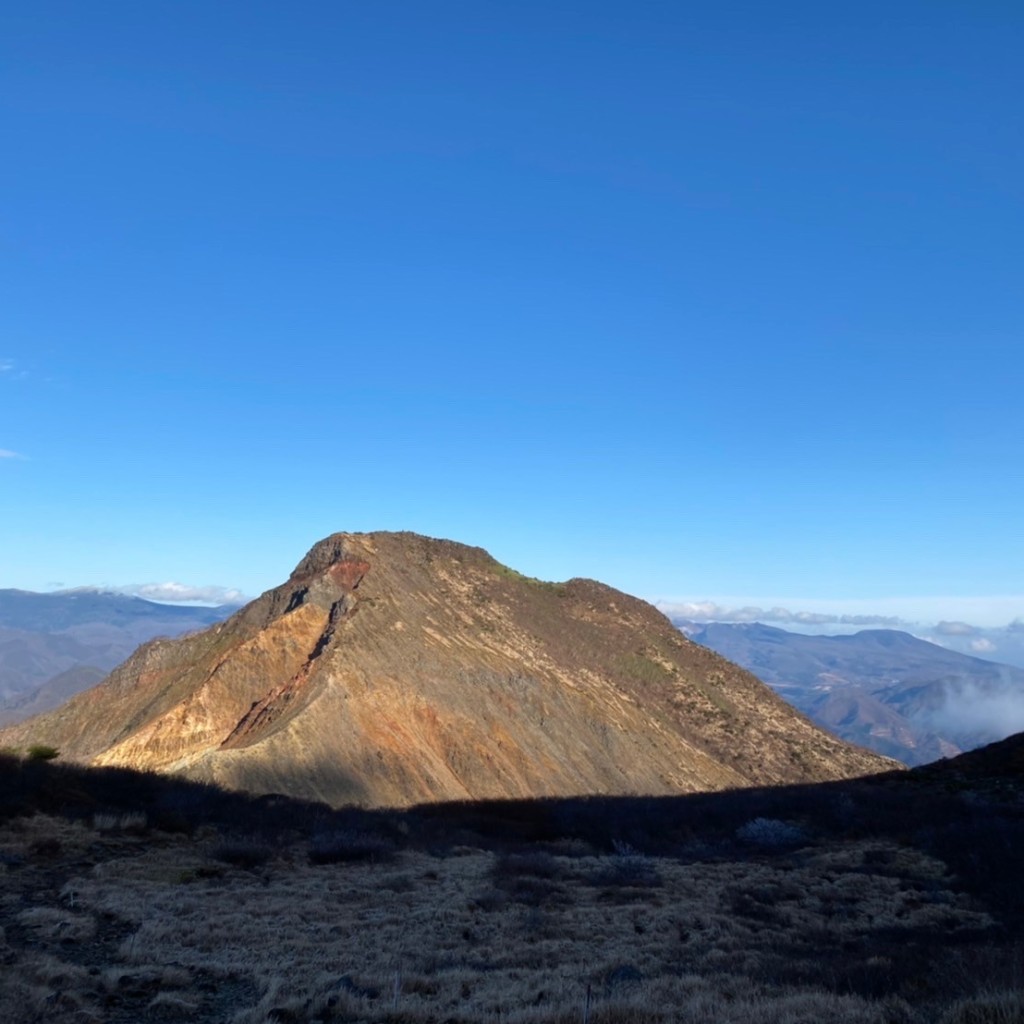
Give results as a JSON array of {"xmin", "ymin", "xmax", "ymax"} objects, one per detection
[
  {"xmin": 0, "ymin": 533, "xmax": 892, "ymax": 807},
  {"xmin": 0, "ymin": 589, "xmax": 236, "ymax": 725},
  {"xmin": 682, "ymin": 621, "xmax": 1024, "ymax": 765}
]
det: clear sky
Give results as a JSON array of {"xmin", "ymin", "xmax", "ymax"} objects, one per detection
[{"xmin": 2, "ymin": 1, "xmax": 1022, "ymax": 627}]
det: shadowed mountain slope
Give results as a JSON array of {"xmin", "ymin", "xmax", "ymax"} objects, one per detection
[
  {"xmin": 0, "ymin": 533, "xmax": 891, "ymax": 807},
  {"xmin": 681, "ymin": 621, "xmax": 1024, "ymax": 765}
]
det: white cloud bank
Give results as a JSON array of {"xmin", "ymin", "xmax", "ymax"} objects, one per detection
[
  {"xmin": 656, "ymin": 595, "xmax": 1024, "ymax": 630},
  {"xmin": 924, "ymin": 681, "xmax": 1024, "ymax": 742},
  {"xmin": 655, "ymin": 600, "xmax": 905, "ymax": 628},
  {"xmin": 116, "ymin": 582, "xmax": 248, "ymax": 606}
]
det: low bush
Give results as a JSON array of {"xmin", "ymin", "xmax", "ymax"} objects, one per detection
[
  {"xmin": 586, "ymin": 854, "xmax": 663, "ymax": 890},
  {"xmin": 27, "ymin": 745, "xmax": 59, "ymax": 762},
  {"xmin": 93, "ymin": 811, "xmax": 147, "ymax": 833},
  {"xmin": 212, "ymin": 843, "xmax": 273, "ymax": 870},
  {"xmin": 736, "ymin": 817, "xmax": 808, "ymax": 849},
  {"xmin": 308, "ymin": 829, "xmax": 396, "ymax": 865},
  {"xmin": 489, "ymin": 850, "xmax": 569, "ymax": 905},
  {"xmin": 491, "ymin": 851, "xmax": 563, "ymax": 881}
]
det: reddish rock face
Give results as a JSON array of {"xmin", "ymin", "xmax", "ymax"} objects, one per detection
[
  {"xmin": 0, "ymin": 531, "xmax": 897, "ymax": 808},
  {"xmin": 328, "ymin": 559, "xmax": 370, "ymax": 592}
]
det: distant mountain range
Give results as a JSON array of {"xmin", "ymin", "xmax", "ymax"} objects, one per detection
[
  {"xmin": 677, "ymin": 620, "xmax": 1024, "ymax": 765},
  {"xmin": 0, "ymin": 532, "xmax": 890, "ymax": 806},
  {"xmin": 0, "ymin": 589, "xmax": 238, "ymax": 725}
]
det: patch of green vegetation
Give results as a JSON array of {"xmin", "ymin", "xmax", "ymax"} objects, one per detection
[
  {"xmin": 491, "ymin": 562, "xmax": 565, "ymax": 594},
  {"xmin": 492, "ymin": 563, "xmax": 527, "ymax": 582},
  {"xmin": 26, "ymin": 744, "xmax": 59, "ymax": 762},
  {"xmin": 695, "ymin": 681, "xmax": 733, "ymax": 714},
  {"xmin": 615, "ymin": 654, "xmax": 673, "ymax": 686}
]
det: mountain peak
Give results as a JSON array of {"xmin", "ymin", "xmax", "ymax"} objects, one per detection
[{"xmin": 0, "ymin": 532, "xmax": 893, "ymax": 807}]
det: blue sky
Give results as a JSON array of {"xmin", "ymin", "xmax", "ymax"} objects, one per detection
[{"xmin": 2, "ymin": 1, "xmax": 1022, "ymax": 628}]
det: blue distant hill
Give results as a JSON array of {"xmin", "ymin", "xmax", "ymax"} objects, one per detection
[
  {"xmin": 0, "ymin": 588, "xmax": 238, "ymax": 724},
  {"xmin": 678, "ymin": 621, "xmax": 1024, "ymax": 766}
]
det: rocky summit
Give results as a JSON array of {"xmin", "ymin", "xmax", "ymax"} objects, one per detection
[{"xmin": 0, "ymin": 532, "xmax": 892, "ymax": 806}]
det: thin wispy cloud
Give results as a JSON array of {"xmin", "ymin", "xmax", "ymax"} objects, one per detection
[
  {"xmin": 655, "ymin": 600, "xmax": 905, "ymax": 628},
  {"xmin": 0, "ymin": 359, "xmax": 32, "ymax": 381},
  {"xmin": 0, "ymin": 449, "xmax": 27, "ymax": 460},
  {"xmin": 115, "ymin": 582, "xmax": 248, "ymax": 606}
]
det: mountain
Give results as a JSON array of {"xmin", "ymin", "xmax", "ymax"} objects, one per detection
[
  {"xmin": 0, "ymin": 589, "xmax": 237, "ymax": 724},
  {"xmin": 680, "ymin": 621, "xmax": 1024, "ymax": 765},
  {"xmin": 0, "ymin": 532, "xmax": 891, "ymax": 807}
]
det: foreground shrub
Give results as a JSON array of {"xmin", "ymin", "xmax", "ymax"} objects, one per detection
[
  {"xmin": 736, "ymin": 817, "xmax": 808, "ymax": 849},
  {"xmin": 27, "ymin": 745, "xmax": 59, "ymax": 762},
  {"xmin": 587, "ymin": 851, "xmax": 663, "ymax": 889},
  {"xmin": 308, "ymin": 829, "xmax": 396, "ymax": 865},
  {"xmin": 491, "ymin": 851, "xmax": 563, "ymax": 881},
  {"xmin": 212, "ymin": 842, "xmax": 273, "ymax": 869},
  {"xmin": 488, "ymin": 852, "xmax": 569, "ymax": 906},
  {"xmin": 94, "ymin": 811, "xmax": 147, "ymax": 833}
]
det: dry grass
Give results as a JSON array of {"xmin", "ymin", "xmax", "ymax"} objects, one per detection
[
  {"xmin": 938, "ymin": 991, "xmax": 1024, "ymax": 1024},
  {"xmin": 0, "ymin": 811, "xmax": 1007, "ymax": 1024}
]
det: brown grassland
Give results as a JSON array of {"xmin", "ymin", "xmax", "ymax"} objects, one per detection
[{"xmin": 1, "ymin": 744, "xmax": 1023, "ymax": 1024}]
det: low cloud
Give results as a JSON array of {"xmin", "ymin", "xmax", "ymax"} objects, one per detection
[
  {"xmin": 658, "ymin": 601, "xmax": 764, "ymax": 623},
  {"xmin": 657, "ymin": 600, "xmax": 904, "ymax": 628},
  {"xmin": 923, "ymin": 679, "xmax": 1024, "ymax": 744},
  {"xmin": 936, "ymin": 621, "xmax": 978, "ymax": 637},
  {"xmin": 970, "ymin": 638, "xmax": 997, "ymax": 653},
  {"xmin": 116, "ymin": 582, "xmax": 247, "ymax": 606},
  {"xmin": 1007, "ymin": 619, "xmax": 1024, "ymax": 634}
]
